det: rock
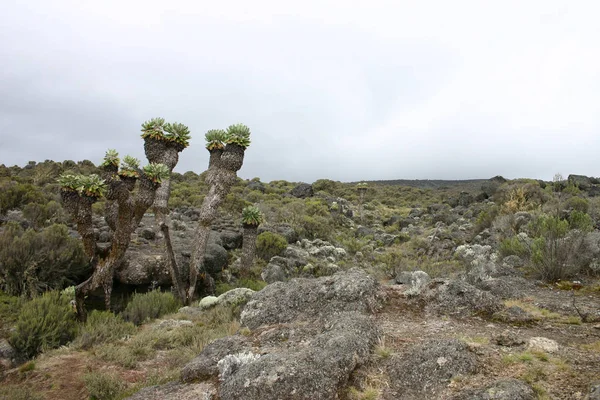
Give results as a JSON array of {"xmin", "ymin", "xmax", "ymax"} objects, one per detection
[
  {"xmin": 242, "ymin": 268, "xmax": 380, "ymax": 329},
  {"xmin": 219, "ymin": 230, "xmax": 243, "ymax": 250},
  {"xmin": 247, "ymin": 180, "xmax": 265, "ymax": 193},
  {"xmin": 203, "ymin": 243, "xmax": 228, "ymax": 274},
  {"xmin": 494, "ymin": 306, "xmax": 537, "ymax": 325},
  {"xmin": 527, "ymin": 337, "xmax": 559, "ymax": 353},
  {"xmin": 116, "ymin": 254, "xmax": 171, "ymax": 285},
  {"xmin": 374, "ymin": 232, "xmax": 398, "ymax": 246},
  {"xmin": 0, "ymin": 339, "xmax": 17, "ymax": 370},
  {"xmin": 290, "ymin": 183, "xmax": 314, "ymax": 198},
  {"xmin": 452, "ymin": 379, "xmax": 535, "ymax": 400},
  {"xmin": 199, "ymin": 288, "xmax": 255, "ymax": 310},
  {"xmin": 384, "ymin": 215, "xmax": 402, "ymax": 227},
  {"xmin": 588, "ymin": 382, "xmax": 600, "ymax": 400},
  {"xmin": 261, "ymin": 263, "xmax": 288, "ymax": 283},
  {"xmin": 425, "ymin": 279, "xmax": 503, "ymax": 317},
  {"xmin": 386, "ymin": 339, "xmax": 478, "ymax": 399},
  {"xmin": 97, "ymin": 230, "xmax": 112, "ymax": 243},
  {"xmin": 217, "ymin": 352, "xmax": 262, "ymax": 381},
  {"xmin": 395, "ymin": 270, "xmax": 431, "ymax": 296},
  {"xmin": 503, "ymin": 255, "xmax": 524, "ymax": 268},
  {"xmin": 356, "ymin": 225, "xmax": 375, "ymax": 237},
  {"xmin": 282, "ymin": 246, "xmax": 309, "ymax": 267},
  {"xmin": 258, "ymin": 224, "xmax": 299, "ymax": 244},
  {"xmin": 458, "ymin": 191, "xmax": 475, "ymax": 207},
  {"xmin": 568, "ymin": 174, "xmax": 592, "ymax": 190},
  {"xmin": 126, "ymin": 382, "xmax": 216, "ymax": 400},
  {"xmin": 182, "ymin": 336, "xmax": 250, "ymax": 382},
  {"xmin": 139, "ymin": 228, "xmax": 156, "ymax": 240},
  {"xmin": 198, "ymin": 296, "xmax": 219, "ymax": 310},
  {"xmin": 493, "ymin": 331, "xmax": 525, "ymax": 347},
  {"xmin": 219, "ymin": 312, "xmax": 376, "ymax": 400}
]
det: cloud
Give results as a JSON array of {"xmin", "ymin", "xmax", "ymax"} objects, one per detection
[{"xmin": 1, "ymin": 0, "xmax": 599, "ymax": 182}]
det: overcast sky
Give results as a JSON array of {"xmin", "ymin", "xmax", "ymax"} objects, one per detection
[{"xmin": 1, "ymin": 1, "xmax": 599, "ymax": 183}]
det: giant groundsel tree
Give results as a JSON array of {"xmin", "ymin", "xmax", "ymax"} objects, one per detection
[
  {"xmin": 240, "ymin": 205, "xmax": 264, "ymax": 275},
  {"xmin": 59, "ymin": 118, "xmax": 185, "ymax": 319}
]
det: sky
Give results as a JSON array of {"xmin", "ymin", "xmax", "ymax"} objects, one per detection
[{"xmin": 1, "ymin": 0, "xmax": 599, "ymax": 183}]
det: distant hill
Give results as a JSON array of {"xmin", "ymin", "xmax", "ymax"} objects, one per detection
[{"xmin": 355, "ymin": 179, "xmax": 489, "ymax": 190}]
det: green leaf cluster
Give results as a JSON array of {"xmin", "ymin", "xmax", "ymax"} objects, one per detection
[
  {"xmin": 205, "ymin": 129, "xmax": 227, "ymax": 150},
  {"xmin": 143, "ymin": 163, "xmax": 170, "ymax": 184},
  {"xmin": 141, "ymin": 117, "xmax": 191, "ymax": 149},
  {"xmin": 119, "ymin": 155, "xmax": 141, "ymax": 178},
  {"xmin": 225, "ymin": 123, "xmax": 251, "ymax": 148},
  {"xmin": 100, "ymin": 149, "xmax": 119, "ymax": 168},
  {"xmin": 242, "ymin": 205, "xmax": 264, "ymax": 226},
  {"xmin": 57, "ymin": 173, "xmax": 107, "ymax": 198}
]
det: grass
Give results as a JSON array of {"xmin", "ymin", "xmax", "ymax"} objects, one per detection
[
  {"xmin": 503, "ymin": 299, "xmax": 561, "ymax": 320},
  {"xmin": 581, "ymin": 340, "xmax": 600, "ymax": 352},
  {"xmin": 348, "ymin": 386, "xmax": 379, "ymax": 400}
]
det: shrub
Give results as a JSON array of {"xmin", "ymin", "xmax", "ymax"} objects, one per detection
[
  {"xmin": 0, "ymin": 290, "xmax": 22, "ymax": 338},
  {"xmin": 83, "ymin": 371, "xmax": 127, "ymax": 400},
  {"xmin": 569, "ymin": 210, "xmax": 593, "ymax": 232},
  {"xmin": 566, "ymin": 196, "xmax": 589, "ymax": 213},
  {"xmin": 74, "ymin": 310, "xmax": 136, "ymax": 349},
  {"xmin": 499, "ymin": 236, "xmax": 528, "ymax": 258},
  {"xmin": 122, "ymin": 290, "xmax": 179, "ymax": 325},
  {"xmin": 0, "ymin": 223, "xmax": 88, "ymax": 297},
  {"xmin": 256, "ymin": 231, "xmax": 288, "ymax": 260},
  {"xmin": 10, "ymin": 291, "xmax": 78, "ymax": 358}
]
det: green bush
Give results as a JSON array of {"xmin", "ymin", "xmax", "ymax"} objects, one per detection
[
  {"xmin": 256, "ymin": 231, "xmax": 288, "ymax": 260},
  {"xmin": 569, "ymin": 210, "xmax": 593, "ymax": 232},
  {"xmin": 83, "ymin": 371, "xmax": 127, "ymax": 400},
  {"xmin": 0, "ymin": 290, "xmax": 23, "ymax": 338},
  {"xmin": 566, "ymin": 196, "xmax": 589, "ymax": 213},
  {"xmin": 122, "ymin": 290, "xmax": 179, "ymax": 325},
  {"xmin": 74, "ymin": 310, "xmax": 136, "ymax": 350},
  {"xmin": 0, "ymin": 223, "xmax": 89, "ymax": 297},
  {"xmin": 499, "ymin": 236, "xmax": 528, "ymax": 258},
  {"xmin": 10, "ymin": 291, "xmax": 78, "ymax": 358}
]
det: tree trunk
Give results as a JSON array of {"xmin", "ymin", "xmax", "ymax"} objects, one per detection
[{"xmin": 240, "ymin": 224, "xmax": 258, "ymax": 276}]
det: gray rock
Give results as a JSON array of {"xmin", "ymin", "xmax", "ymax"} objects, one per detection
[
  {"xmin": 139, "ymin": 228, "xmax": 156, "ymax": 240},
  {"xmin": 261, "ymin": 263, "xmax": 288, "ymax": 283},
  {"xmin": 568, "ymin": 174, "xmax": 592, "ymax": 190},
  {"xmin": 215, "ymin": 288, "xmax": 256, "ymax": 308},
  {"xmin": 219, "ymin": 312, "xmax": 377, "ymax": 400},
  {"xmin": 203, "ymin": 243, "xmax": 228, "ymax": 274},
  {"xmin": 527, "ymin": 337, "xmax": 559, "ymax": 353},
  {"xmin": 493, "ymin": 306, "xmax": 536, "ymax": 325},
  {"xmin": 425, "ymin": 279, "xmax": 503, "ymax": 317},
  {"xmin": 126, "ymin": 382, "xmax": 216, "ymax": 400},
  {"xmin": 493, "ymin": 331, "xmax": 525, "ymax": 347},
  {"xmin": 247, "ymin": 180, "xmax": 265, "ymax": 193},
  {"xmin": 588, "ymin": 382, "xmax": 600, "ymax": 400},
  {"xmin": 356, "ymin": 225, "xmax": 375, "ymax": 237},
  {"xmin": 219, "ymin": 230, "xmax": 243, "ymax": 250},
  {"xmin": 386, "ymin": 339, "xmax": 478, "ymax": 399},
  {"xmin": 396, "ymin": 270, "xmax": 431, "ymax": 296},
  {"xmin": 152, "ymin": 319, "xmax": 194, "ymax": 330},
  {"xmin": 290, "ymin": 183, "xmax": 314, "ymax": 198},
  {"xmin": 242, "ymin": 268, "xmax": 379, "ymax": 330},
  {"xmin": 282, "ymin": 246, "xmax": 309, "ymax": 267},
  {"xmin": 452, "ymin": 379, "xmax": 535, "ymax": 400},
  {"xmin": 0, "ymin": 339, "xmax": 17, "ymax": 370},
  {"xmin": 116, "ymin": 254, "xmax": 171, "ymax": 285},
  {"xmin": 217, "ymin": 352, "xmax": 262, "ymax": 381},
  {"xmin": 198, "ymin": 296, "xmax": 219, "ymax": 310},
  {"xmin": 181, "ymin": 336, "xmax": 250, "ymax": 382},
  {"xmin": 502, "ymin": 255, "xmax": 524, "ymax": 268}
]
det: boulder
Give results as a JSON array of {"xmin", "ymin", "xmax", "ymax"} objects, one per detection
[
  {"xmin": 385, "ymin": 339, "xmax": 478, "ymax": 399},
  {"xmin": 182, "ymin": 336, "xmax": 250, "ymax": 382},
  {"xmin": 452, "ymin": 379, "xmax": 535, "ymax": 400},
  {"xmin": 199, "ymin": 288, "xmax": 256, "ymax": 310},
  {"xmin": 203, "ymin": 243, "xmax": 228, "ymax": 275},
  {"xmin": 395, "ymin": 270, "xmax": 431, "ymax": 296},
  {"xmin": 219, "ymin": 230, "xmax": 243, "ymax": 250},
  {"xmin": 568, "ymin": 174, "xmax": 592, "ymax": 190},
  {"xmin": 126, "ymin": 382, "xmax": 216, "ymax": 400},
  {"xmin": 247, "ymin": 180, "xmax": 265, "ymax": 193},
  {"xmin": 261, "ymin": 263, "xmax": 288, "ymax": 283},
  {"xmin": 424, "ymin": 279, "xmax": 503, "ymax": 317},
  {"xmin": 527, "ymin": 337, "xmax": 559, "ymax": 353},
  {"xmin": 290, "ymin": 183, "xmax": 314, "ymax": 198}
]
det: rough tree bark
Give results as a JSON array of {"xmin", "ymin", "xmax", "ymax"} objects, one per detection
[{"xmin": 240, "ymin": 223, "xmax": 258, "ymax": 276}]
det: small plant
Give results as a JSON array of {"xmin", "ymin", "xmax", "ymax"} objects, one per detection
[
  {"xmin": 256, "ymin": 231, "xmax": 288, "ymax": 260},
  {"xmin": 205, "ymin": 129, "xmax": 227, "ymax": 150},
  {"xmin": 122, "ymin": 290, "xmax": 179, "ymax": 325},
  {"xmin": 83, "ymin": 371, "xmax": 127, "ymax": 400},
  {"xmin": 18, "ymin": 360, "xmax": 36, "ymax": 373},
  {"xmin": 140, "ymin": 117, "xmax": 167, "ymax": 140},
  {"xmin": 74, "ymin": 310, "xmax": 136, "ymax": 349},
  {"xmin": 10, "ymin": 291, "xmax": 78, "ymax": 359},
  {"xmin": 119, "ymin": 155, "xmax": 141, "ymax": 178},
  {"xmin": 143, "ymin": 163, "xmax": 170, "ymax": 184},
  {"xmin": 242, "ymin": 205, "xmax": 264, "ymax": 226},
  {"xmin": 225, "ymin": 123, "xmax": 251, "ymax": 148},
  {"xmin": 100, "ymin": 149, "xmax": 120, "ymax": 168},
  {"xmin": 164, "ymin": 122, "xmax": 191, "ymax": 149}
]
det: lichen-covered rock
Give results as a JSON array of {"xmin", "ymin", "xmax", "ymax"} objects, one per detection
[
  {"xmin": 385, "ymin": 339, "xmax": 478, "ymax": 399},
  {"xmin": 424, "ymin": 279, "xmax": 503, "ymax": 317},
  {"xmin": 527, "ymin": 337, "xmax": 559, "ymax": 353},
  {"xmin": 181, "ymin": 336, "xmax": 250, "ymax": 382},
  {"xmin": 290, "ymin": 183, "xmax": 314, "ymax": 198},
  {"xmin": 242, "ymin": 268, "xmax": 379, "ymax": 329},
  {"xmin": 452, "ymin": 379, "xmax": 535, "ymax": 400},
  {"xmin": 0, "ymin": 339, "xmax": 17, "ymax": 370},
  {"xmin": 261, "ymin": 263, "xmax": 288, "ymax": 283},
  {"xmin": 126, "ymin": 382, "xmax": 216, "ymax": 400},
  {"xmin": 396, "ymin": 270, "xmax": 431, "ymax": 296}
]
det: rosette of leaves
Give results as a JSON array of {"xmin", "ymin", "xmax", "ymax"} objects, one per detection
[
  {"xmin": 143, "ymin": 163, "xmax": 170, "ymax": 184},
  {"xmin": 100, "ymin": 149, "xmax": 120, "ymax": 168},
  {"xmin": 241, "ymin": 205, "xmax": 264, "ymax": 227},
  {"xmin": 164, "ymin": 122, "xmax": 191, "ymax": 149},
  {"xmin": 140, "ymin": 117, "xmax": 166, "ymax": 141},
  {"xmin": 58, "ymin": 174, "xmax": 83, "ymax": 193},
  {"xmin": 119, "ymin": 155, "xmax": 141, "ymax": 178},
  {"xmin": 356, "ymin": 182, "xmax": 368, "ymax": 191},
  {"xmin": 78, "ymin": 174, "xmax": 107, "ymax": 198},
  {"xmin": 205, "ymin": 129, "xmax": 227, "ymax": 150},
  {"xmin": 225, "ymin": 123, "xmax": 251, "ymax": 148}
]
